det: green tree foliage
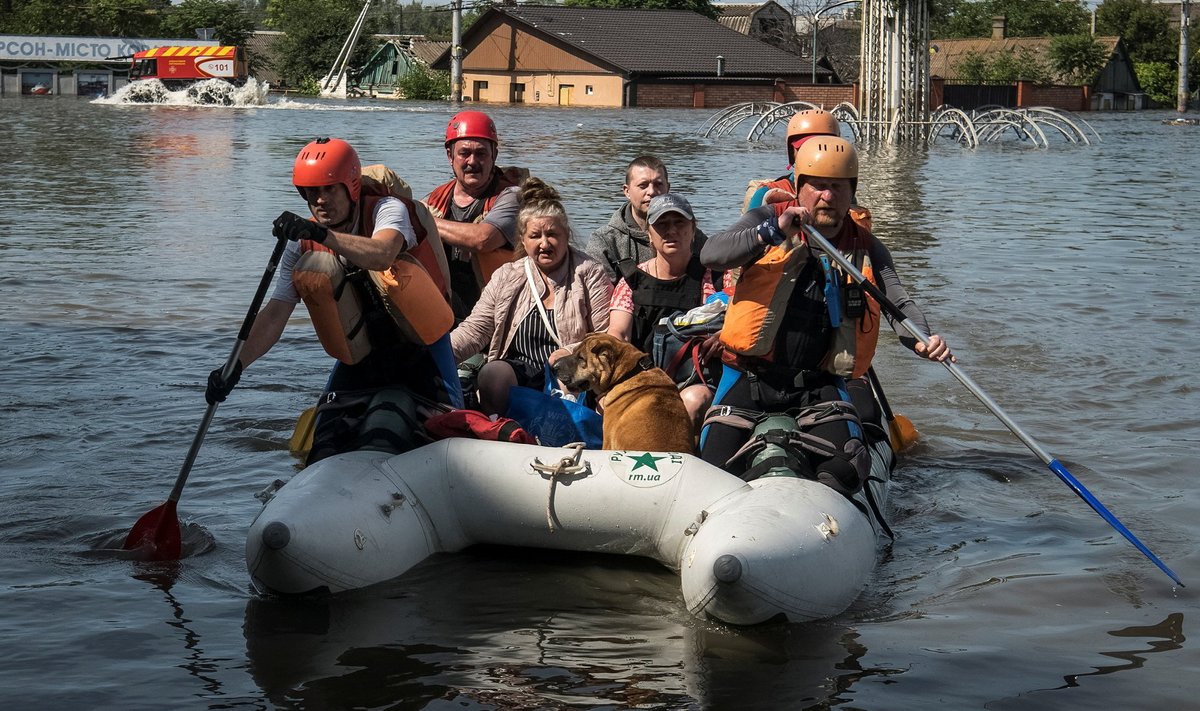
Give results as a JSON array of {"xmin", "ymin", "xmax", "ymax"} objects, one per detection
[
  {"xmin": 987, "ymin": 47, "xmax": 1052, "ymax": 82},
  {"xmin": 396, "ymin": 62, "xmax": 449, "ymax": 100},
  {"xmin": 373, "ymin": 0, "xmax": 454, "ymax": 40},
  {"xmin": 1, "ymin": 0, "xmax": 172, "ymax": 36},
  {"xmin": 1049, "ymin": 34, "xmax": 1109, "ymax": 84},
  {"xmin": 267, "ymin": 0, "xmax": 384, "ymax": 87},
  {"xmin": 931, "ymin": 0, "xmax": 1089, "ymax": 39},
  {"xmin": 956, "ymin": 51, "xmax": 989, "ymax": 83},
  {"xmin": 954, "ymin": 47, "xmax": 1052, "ymax": 83},
  {"xmin": 562, "ymin": 0, "xmax": 719, "ymax": 22},
  {"xmin": 1095, "ymin": 0, "xmax": 1173, "ymax": 63},
  {"xmin": 1135, "ymin": 60, "xmax": 1175, "ymax": 104},
  {"xmin": 160, "ymin": 0, "xmax": 255, "ymax": 45}
]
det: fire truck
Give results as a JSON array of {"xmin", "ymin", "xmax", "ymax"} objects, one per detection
[{"xmin": 128, "ymin": 46, "xmax": 247, "ymax": 89}]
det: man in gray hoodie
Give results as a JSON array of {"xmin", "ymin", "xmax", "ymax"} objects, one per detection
[{"xmin": 586, "ymin": 155, "xmax": 706, "ymax": 283}]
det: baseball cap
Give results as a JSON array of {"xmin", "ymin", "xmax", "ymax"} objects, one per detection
[{"xmin": 647, "ymin": 193, "xmax": 695, "ymax": 224}]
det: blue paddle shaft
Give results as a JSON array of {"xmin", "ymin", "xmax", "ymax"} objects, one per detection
[{"xmin": 799, "ymin": 223, "xmax": 1184, "ymax": 587}]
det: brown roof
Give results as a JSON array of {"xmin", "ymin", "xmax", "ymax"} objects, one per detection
[
  {"xmin": 436, "ymin": 4, "xmax": 823, "ymax": 79},
  {"xmin": 716, "ymin": 3, "xmax": 756, "ymax": 34},
  {"xmin": 929, "ymin": 35, "xmax": 1121, "ymax": 84},
  {"xmin": 409, "ymin": 39, "xmax": 449, "ymax": 66}
]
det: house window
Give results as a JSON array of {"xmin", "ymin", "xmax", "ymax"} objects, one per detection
[
  {"xmin": 512, "ymin": 82, "xmax": 525, "ymax": 103},
  {"xmin": 472, "ymin": 80, "xmax": 488, "ymax": 102},
  {"xmin": 585, "ymin": 85, "xmax": 593, "ymax": 95}
]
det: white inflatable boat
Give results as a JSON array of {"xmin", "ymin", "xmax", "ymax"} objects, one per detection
[{"xmin": 246, "ymin": 438, "xmax": 892, "ymax": 625}]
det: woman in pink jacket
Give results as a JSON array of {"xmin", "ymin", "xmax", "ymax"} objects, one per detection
[{"xmin": 450, "ymin": 178, "xmax": 613, "ymax": 415}]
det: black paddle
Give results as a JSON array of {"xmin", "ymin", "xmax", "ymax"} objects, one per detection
[
  {"xmin": 797, "ymin": 221, "xmax": 1184, "ymax": 587},
  {"xmin": 123, "ymin": 237, "xmax": 288, "ymax": 561}
]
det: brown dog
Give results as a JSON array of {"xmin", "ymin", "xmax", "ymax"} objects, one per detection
[{"xmin": 553, "ymin": 333, "xmax": 695, "ymax": 452}]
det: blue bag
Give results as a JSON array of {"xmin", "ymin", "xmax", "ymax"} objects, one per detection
[{"xmin": 505, "ymin": 364, "xmax": 603, "ymax": 448}]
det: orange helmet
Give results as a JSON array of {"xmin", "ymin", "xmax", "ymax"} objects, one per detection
[
  {"xmin": 445, "ymin": 110, "xmax": 498, "ymax": 148},
  {"xmin": 786, "ymin": 109, "xmax": 841, "ymax": 164},
  {"xmin": 792, "ymin": 136, "xmax": 858, "ymax": 191},
  {"xmin": 293, "ymin": 137, "xmax": 361, "ymax": 202}
]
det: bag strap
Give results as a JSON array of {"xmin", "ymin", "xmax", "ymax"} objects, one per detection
[{"xmin": 524, "ymin": 258, "xmax": 563, "ymax": 349}]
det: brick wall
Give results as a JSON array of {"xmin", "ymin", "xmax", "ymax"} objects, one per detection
[
  {"xmin": 777, "ymin": 84, "xmax": 856, "ymax": 107},
  {"xmin": 1017, "ymin": 82, "xmax": 1087, "ymax": 111},
  {"xmin": 634, "ymin": 81, "xmax": 856, "ymax": 109}
]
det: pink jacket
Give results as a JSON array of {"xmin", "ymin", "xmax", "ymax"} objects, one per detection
[{"xmin": 450, "ymin": 245, "xmax": 613, "ymax": 362}]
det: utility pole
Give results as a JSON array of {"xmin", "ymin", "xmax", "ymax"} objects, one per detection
[
  {"xmin": 451, "ymin": 0, "xmax": 463, "ymax": 103},
  {"xmin": 1179, "ymin": 0, "xmax": 1191, "ymax": 113}
]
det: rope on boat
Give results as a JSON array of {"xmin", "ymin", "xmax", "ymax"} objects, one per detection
[{"xmin": 531, "ymin": 443, "xmax": 589, "ymax": 532}]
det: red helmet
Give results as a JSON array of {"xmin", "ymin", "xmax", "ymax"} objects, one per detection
[
  {"xmin": 293, "ymin": 137, "xmax": 361, "ymax": 202},
  {"xmin": 444, "ymin": 110, "xmax": 498, "ymax": 148}
]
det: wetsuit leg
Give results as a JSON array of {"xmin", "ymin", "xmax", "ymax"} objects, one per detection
[
  {"xmin": 804, "ymin": 382, "xmax": 869, "ymax": 496},
  {"xmin": 699, "ymin": 372, "xmax": 755, "ymax": 475}
]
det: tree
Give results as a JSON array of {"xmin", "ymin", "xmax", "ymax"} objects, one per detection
[
  {"xmin": 267, "ymin": 0, "xmax": 384, "ymax": 87},
  {"xmin": 1096, "ymin": 0, "xmax": 1174, "ymax": 64},
  {"xmin": 931, "ymin": 0, "xmax": 1089, "ymax": 39},
  {"xmin": 1135, "ymin": 60, "xmax": 1175, "ymax": 104},
  {"xmin": 986, "ymin": 47, "xmax": 1052, "ymax": 83},
  {"xmin": 374, "ymin": 0, "xmax": 454, "ymax": 40},
  {"xmin": 562, "ymin": 0, "xmax": 719, "ymax": 22},
  {"xmin": 396, "ymin": 62, "xmax": 449, "ymax": 100},
  {"xmin": 161, "ymin": 0, "xmax": 255, "ymax": 45},
  {"xmin": 1, "ymin": 0, "xmax": 171, "ymax": 36},
  {"xmin": 1049, "ymin": 34, "xmax": 1109, "ymax": 84},
  {"xmin": 956, "ymin": 50, "xmax": 989, "ymax": 83}
]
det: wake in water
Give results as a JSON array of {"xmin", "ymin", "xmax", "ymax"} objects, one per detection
[{"xmin": 95, "ymin": 77, "xmax": 271, "ymax": 107}]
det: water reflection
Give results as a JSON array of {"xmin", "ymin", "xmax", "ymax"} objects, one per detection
[
  {"xmin": 241, "ymin": 547, "xmax": 895, "ymax": 709},
  {"xmin": 1056, "ymin": 613, "xmax": 1185, "ymax": 689}
]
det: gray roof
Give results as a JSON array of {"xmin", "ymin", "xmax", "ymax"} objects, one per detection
[{"xmin": 440, "ymin": 5, "xmax": 821, "ymax": 78}]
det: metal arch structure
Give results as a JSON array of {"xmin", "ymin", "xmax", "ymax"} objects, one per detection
[
  {"xmin": 745, "ymin": 101, "xmax": 823, "ymax": 141},
  {"xmin": 700, "ymin": 101, "xmax": 784, "ymax": 138},
  {"xmin": 924, "ymin": 107, "xmax": 1100, "ymax": 148}
]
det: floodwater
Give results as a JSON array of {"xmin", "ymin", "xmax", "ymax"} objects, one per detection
[{"xmin": 1, "ymin": 93, "xmax": 1197, "ymax": 710}]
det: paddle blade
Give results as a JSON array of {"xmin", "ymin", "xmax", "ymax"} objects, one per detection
[
  {"xmin": 288, "ymin": 406, "xmax": 317, "ymax": 459},
  {"xmin": 888, "ymin": 414, "xmax": 920, "ymax": 452},
  {"xmin": 123, "ymin": 500, "xmax": 182, "ymax": 561}
]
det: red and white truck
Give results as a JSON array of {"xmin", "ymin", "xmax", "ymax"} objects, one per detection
[{"xmin": 128, "ymin": 46, "xmax": 247, "ymax": 89}]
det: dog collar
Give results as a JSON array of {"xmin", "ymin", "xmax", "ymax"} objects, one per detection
[{"xmin": 611, "ymin": 354, "xmax": 656, "ymax": 390}]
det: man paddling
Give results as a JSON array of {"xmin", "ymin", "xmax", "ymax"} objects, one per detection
[
  {"xmin": 423, "ymin": 110, "xmax": 522, "ymax": 318},
  {"xmin": 205, "ymin": 137, "xmax": 461, "ymax": 463},
  {"xmin": 699, "ymin": 137, "xmax": 953, "ymax": 495}
]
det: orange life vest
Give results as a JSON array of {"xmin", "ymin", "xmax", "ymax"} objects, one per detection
[
  {"xmin": 423, "ymin": 170, "xmax": 519, "ymax": 286},
  {"xmin": 719, "ymin": 211, "xmax": 881, "ymax": 379},
  {"xmin": 292, "ymin": 194, "xmax": 454, "ymax": 364}
]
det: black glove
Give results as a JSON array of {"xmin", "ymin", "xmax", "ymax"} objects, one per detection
[
  {"xmin": 273, "ymin": 211, "xmax": 328, "ymax": 243},
  {"xmin": 205, "ymin": 359, "xmax": 243, "ymax": 405},
  {"xmin": 756, "ymin": 218, "xmax": 787, "ymax": 246}
]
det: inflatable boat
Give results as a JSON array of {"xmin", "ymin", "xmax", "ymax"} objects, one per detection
[{"xmin": 246, "ymin": 437, "xmax": 892, "ymax": 626}]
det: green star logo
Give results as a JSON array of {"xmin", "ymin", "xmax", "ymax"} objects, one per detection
[{"xmin": 628, "ymin": 452, "xmax": 665, "ymax": 472}]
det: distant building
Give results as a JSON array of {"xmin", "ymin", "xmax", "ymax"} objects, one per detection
[
  {"xmin": 0, "ymin": 34, "xmax": 216, "ymax": 96},
  {"xmin": 430, "ymin": 5, "xmax": 834, "ymax": 108},
  {"xmin": 930, "ymin": 18, "xmax": 1143, "ymax": 111},
  {"xmin": 355, "ymin": 36, "xmax": 450, "ymax": 98},
  {"xmin": 716, "ymin": 2, "xmax": 805, "ymax": 57}
]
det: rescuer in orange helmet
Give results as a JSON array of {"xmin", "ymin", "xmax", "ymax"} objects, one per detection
[
  {"xmin": 700, "ymin": 136, "xmax": 953, "ymax": 494},
  {"xmin": 205, "ymin": 137, "xmax": 462, "ymax": 463}
]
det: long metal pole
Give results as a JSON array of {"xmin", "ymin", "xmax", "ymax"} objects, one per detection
[
  {"xmin": 451, "ymin": 0, "xmax": 463, "ymax": 103},
  {"xmin": 1179, "ymin": 0, "xmax": 1191, "ymax": 113}
]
